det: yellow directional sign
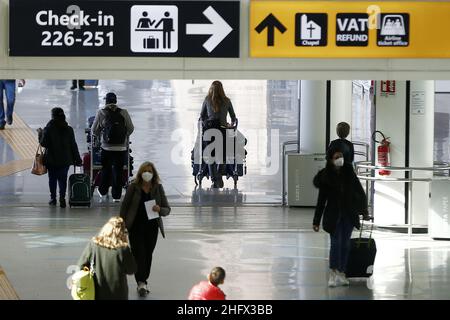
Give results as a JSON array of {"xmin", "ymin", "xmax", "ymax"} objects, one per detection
[{"xmin": 250, "ymin": 1, "xmax": 450, "ymax": 58}]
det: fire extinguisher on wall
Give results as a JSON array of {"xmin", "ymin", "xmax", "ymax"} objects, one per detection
[{"xmin": 372, "ymin": 131, "xmax": 391, "ymax": 176}]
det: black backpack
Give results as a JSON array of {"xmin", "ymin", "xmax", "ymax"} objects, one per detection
[{"xmin": 102, "ymin": 107, "xmax": 127, "ymax": 144}]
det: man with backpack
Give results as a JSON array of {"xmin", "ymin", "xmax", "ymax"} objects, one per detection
[{"xmin": 91, "ymin": 92, "xmax": 134, "ymax": 202}]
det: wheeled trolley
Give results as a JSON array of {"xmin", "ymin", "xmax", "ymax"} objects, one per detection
[
  {"xmin": 191, "ymin": 118, "xmax": 247, "ymax": 188},
  {"xmin": 82, "ymin": 116, "xmax": 133, "ymax": 196}
]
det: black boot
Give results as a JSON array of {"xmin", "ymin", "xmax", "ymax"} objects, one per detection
[
  {"xmin": 60, "ymin": 197, "xmax": 66, "ymax": 208},
  {"xmin": 48, "ymin": 199, "xmax": 57, "ymax": 206},
  {"xmin": 218, "ymin": 177, "xmax": 224, "ymax": 188}
]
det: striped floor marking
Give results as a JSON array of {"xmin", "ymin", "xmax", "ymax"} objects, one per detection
[
  {"xmin": 0, "ymin": 267, "xmax": 20, "ymax": 300},
  {"xmin": 0, "ymin": 112, "xmax": 38, "ymax": 177}
]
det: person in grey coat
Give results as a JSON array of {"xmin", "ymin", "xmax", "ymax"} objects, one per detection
[
  {"xmin": 119, "ymin": 161, "xmax": 171, "ymax": 297},
  {"xmin": 77, "ymin": 216, "xmax": 137, "ymax": 300},
  {"xmin": 91, "ymin": 92, "xmax": 134, "ymax": 202}
]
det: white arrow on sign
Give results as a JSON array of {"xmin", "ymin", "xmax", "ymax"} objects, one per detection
[{"xmin": 186, "ymin": 6, "xmax": 233, "ymax": 53}]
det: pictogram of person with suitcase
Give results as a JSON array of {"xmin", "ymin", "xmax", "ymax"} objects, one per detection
[{"xmin": 135, "ymin": 10, "xmax": 175, "ymax": 50}]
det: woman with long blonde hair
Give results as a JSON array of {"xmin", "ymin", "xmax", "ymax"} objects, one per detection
[
  {"xmin": 120, "ymin": 161, "xmax": 171, "ymax": 297},
  {"xmin": 77, "ymin": 216, "xmax": 137, "ymax": 299},
  {"xmin": 200, "ymin": 81, "xmax": 237, "ymax": 188}
]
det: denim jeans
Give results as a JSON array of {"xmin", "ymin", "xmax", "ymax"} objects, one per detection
[
  {"xmin": 47, "ymin": 166, "xmax": 70, "ymax": 200},
  {"xmin": 329, "ymin": 214, "xmax": 354, "ymax": 273},
  {"xmin": 0, "ymin": 80, "xmax": 16, "ymax": 126}
]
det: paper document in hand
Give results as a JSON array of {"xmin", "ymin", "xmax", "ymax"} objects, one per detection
[{"xmin": 144, "ymin": 200, "xmax": 159, "ymax": 220}]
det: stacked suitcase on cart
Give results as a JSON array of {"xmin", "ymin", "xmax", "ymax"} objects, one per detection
[{"xmin": 191, "ymin": 118, "xmax": 247, "ymax": 188}]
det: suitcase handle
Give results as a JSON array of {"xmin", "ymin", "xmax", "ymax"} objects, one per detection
[
  {"xmin": 357, "ymin": 216, "xmax": 375, "ymax": 248},
  {"xmin": 73, "ymin": 166, "xmax": 83, "ymax": 174}
]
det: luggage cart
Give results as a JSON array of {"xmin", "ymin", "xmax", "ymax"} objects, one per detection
[
  {"xmin": 191, "ymin": 118, "xmax": 247, "ymax": 188},
  {"xmin": 83, "ymin": 116, "xmax": 133, "ymax": 196}
]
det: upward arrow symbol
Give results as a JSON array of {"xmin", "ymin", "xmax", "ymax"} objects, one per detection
[{"xmin": 255, "ymin": 14, "xmax": 287, "ymax": 46}]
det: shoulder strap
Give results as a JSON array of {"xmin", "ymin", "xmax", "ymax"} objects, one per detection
[
  {"xmin": 103, "ymin": 106, "xmax": 121, "ymax": 112},
  {"xmin": 90, "ymin": 242, "xmax": 96, "ymax": 274}
]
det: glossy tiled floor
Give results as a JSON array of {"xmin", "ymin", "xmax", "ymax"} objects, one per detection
[
  {"xmin": 1, "ymin": 204, "xmax": 450, "ymax": 300},
  {"xmin": 1, "ymin": 80, "xmax": 450, "ymax": 300},
  {"xmin": 1, "ymin": 80, "xmax": 299, "ymax": 205}
]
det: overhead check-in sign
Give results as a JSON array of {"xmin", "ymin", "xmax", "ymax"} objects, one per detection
[
  {"xmin": 250, "ymin": 1, "xmax": 448, "ymax": 58},
  {"xmin": 9, "ymin": 0, "xmax": 239, "ymax": 57}
]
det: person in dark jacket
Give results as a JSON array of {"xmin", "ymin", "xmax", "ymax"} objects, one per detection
[
  {"xmin": 200, "ymin": 81, "xmax": 237, "ymax": 189},
  {"xmin": 38, "ymin": 107, "xmax": 82, "ymax": 208},
  {"xmin": 119, "ymin": 161, "xmax": 171, "ymax": 297},
  {"xmin": 328, "ymin": 122, "xmax": 354, "ymax": 165},
  {"xmin": 313, "ymin": 145, "xmax": 368, "ymax": 287},
  {"xmin": 77, "ymin": 216, "xmax": 137, "ymax": 300}
]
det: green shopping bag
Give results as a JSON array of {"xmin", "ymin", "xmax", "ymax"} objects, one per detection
[{"xmin": 71, "ymin": 266, "xmax": 95, "ymax": 300}]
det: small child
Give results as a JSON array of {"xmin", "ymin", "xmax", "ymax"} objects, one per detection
[{"xmin": 188, "ymin": 267, "xmax": 226, "ymax": 300}]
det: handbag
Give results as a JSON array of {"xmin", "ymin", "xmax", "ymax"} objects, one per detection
[
  {"xmin": 71, "ymin": 259, "xmax": 95, "ymax": 300},
  {"xmin": 31, "ymin": 145, "xmax": 47, "ymax": 175}
]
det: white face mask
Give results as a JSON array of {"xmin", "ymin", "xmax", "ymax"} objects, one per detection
[
  {"xmin": 333, "ymin": 157, "xmax": 344, "ymax": 167},
  {"xmin": 142, "ymin": 172, "xmax": 153, "ymax": 182}
]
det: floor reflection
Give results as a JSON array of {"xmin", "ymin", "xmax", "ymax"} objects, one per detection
[{"xmin": 191, "ymin": 186, "xmax": 246, "ymax": 205}]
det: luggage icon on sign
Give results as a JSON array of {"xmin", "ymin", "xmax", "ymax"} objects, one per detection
[{"xmin": 143, "ymin": 35, "xmax": 159, "ymax": 49}]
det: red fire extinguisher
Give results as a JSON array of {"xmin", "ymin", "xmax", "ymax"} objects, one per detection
[{"xmin": 372, "ymin": 131, "xmax": 391, "ymax": 176}]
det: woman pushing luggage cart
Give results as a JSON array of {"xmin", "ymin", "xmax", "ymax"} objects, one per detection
[{"xmin": 191, "ymin": 81, "xmax": 247, "ymax": 189}]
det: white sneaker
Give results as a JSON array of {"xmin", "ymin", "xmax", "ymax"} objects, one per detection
[
  {"xmin": 335, "ymin": 272, "xmax": 350, "ymax": 286},
  {"xmin": 96, "ymin": 188, "xmax": 107, "ymax": 201},
  {"xmin": 328, "ymin": 270, "xmax": 337, "ymax": 287},
  {"xmin": 137, "ymin": 282, "xmax": 149, "ymax": 297},
  {"xmin": 113, "ymin": 198, "xmax": 121, "ymax": 203}
]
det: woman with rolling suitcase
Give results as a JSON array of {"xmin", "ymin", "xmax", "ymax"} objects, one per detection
[
  {"xmin": 312, "ymin": 146, "xmax": 369, "ymax": 287},
  {"xmin": 38, "ymin": 107, "xmax": 82, "ymax": 208}
]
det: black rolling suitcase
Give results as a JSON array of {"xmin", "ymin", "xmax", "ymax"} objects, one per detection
[
  {"xmin": 346, "ymin": 218, "xmax": 376, "ymax": 278},
  {"xmin": 69, "ymin": 167, "xmax": 91, "ymax": 208}
]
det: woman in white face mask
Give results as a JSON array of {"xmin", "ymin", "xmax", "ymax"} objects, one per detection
[
  {"xmin": 119, "ymin": 161, "xmax": 171, "ymax": 297},
  {"xmin": 312, "ymin": 147, "xmax": 369, "ymax": 288}
]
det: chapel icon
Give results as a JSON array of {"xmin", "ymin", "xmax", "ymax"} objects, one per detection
[{"xmin": 301, "ymin": 14, "xmax": 322, "ymax": 40}]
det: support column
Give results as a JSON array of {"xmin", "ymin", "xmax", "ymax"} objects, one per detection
[
  {"xmin": 374, "ymin": 80, "xmax": 434, "ymax": 228},
  {"xmin": 300, "ymin": 80, "xmax": 353, "ymax": 154},
  {"xmin": 330, "ymin": 80, "xmax": 353, "ymax": 140},
  {"xmin": 409, "ymin": 81, "xmax": 434, "ymax": 226},
  {"xmin": 374, "ymin": 81, "xmax": 407, "ymax": 226},
  {"xmin": 300, "ymin": 80, "xmax": 328, "ymax": 154}
]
